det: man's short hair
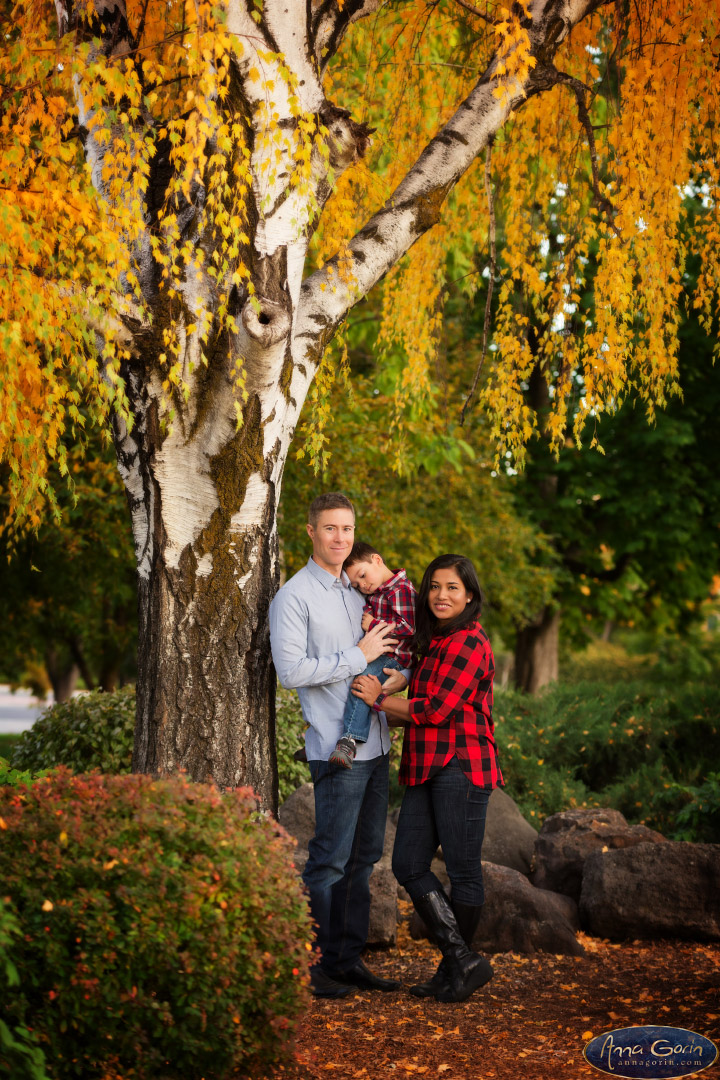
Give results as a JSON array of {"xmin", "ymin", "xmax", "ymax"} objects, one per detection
[
  {"xmin": 343, "ymin": 541, "xmax": 381, "ymax": 571},
  {"xmin": 308, "ymin": 492, "xmax": 355, "ymax": 528}
]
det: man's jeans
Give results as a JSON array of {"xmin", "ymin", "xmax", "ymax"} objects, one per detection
[
  {"xmin": 392, "ymin": 757, "xmax": 491, "ymax": 906},
  {"xmin": 341, "ymin": 654, "xmax": 403, "ymax": 743},
  {"xmin": 304, "ymin": 753, "xmax": 390, "ymax": 970}
]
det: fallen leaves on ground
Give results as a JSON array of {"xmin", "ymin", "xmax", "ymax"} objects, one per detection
[{"xmin": 263, "ymin": 907, "xmax": 720, "ymax": 1080}]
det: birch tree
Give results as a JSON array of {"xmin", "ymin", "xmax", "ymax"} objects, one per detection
[{"xmin": 1, "ymin": 0, "xmax": 718, "ymax": 807}]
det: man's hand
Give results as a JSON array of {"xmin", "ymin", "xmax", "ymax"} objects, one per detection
[
  {"xmin": 380, "ymin": 669, "xmax": 408, "ymax": 696},
  {"xmin": 357, "ymin": 621, "xmax": 398, "ymax": 663},
  {"xmin": 361, "ymin": 611, "xmax": 373, "ymax": 631}
]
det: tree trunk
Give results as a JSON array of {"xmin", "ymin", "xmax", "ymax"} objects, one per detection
[
  {"xmin": 99, "ymin": 665, "xmax": 120, "ymax": 693},
  {"xmin": 514, "ymin": 607, "xmax": 560, "ymax": 694},
  {"xmin": 133, "ymin": 528, "xmax": 279, "ymax": 810},
  {"xmin": 117, "ymin": 351, "xmax": 302, "ymax": 812},
  {"xmin": 44, "ymin": 648, "xmax": 79, "ymax": 703}
]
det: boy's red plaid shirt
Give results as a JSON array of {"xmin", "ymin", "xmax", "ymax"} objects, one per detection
[
  {"xmin": 365, "ymin": 568, "xmax": 416, "ymax": 667},
  {"xmin": 400, "ymin": 621, "xmax": 503, "ymax": 788}
]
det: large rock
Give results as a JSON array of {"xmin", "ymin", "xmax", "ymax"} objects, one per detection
[
  {"xmin": 483, "ymin": 788, "xmax": 538, "ymax": 875},
  {"xmin": 278, "ymin": 783, "xmax": 316, "ymax": 871},
  {"xmin": 278, "ymin": 783, "xmax": 398, "ymax": 946},
  {"xmin": 367, "ymin": 866, "xmax": 400, "ymax": 947},
  {"xmin": 533, "ymin": 808, "xmax": 666, "ymax": 902},
  {"xmin": 580, "ymin": 842, "xmax": 720, "ymax": 941},
  {"xmin": 410, "ymin": 861, "xmax": 584, "ymax": 956}
]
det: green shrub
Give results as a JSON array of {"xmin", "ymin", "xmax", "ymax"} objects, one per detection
[
  {"xmin": 672, "ymin": 772, "xmax": 720, "ymax": 842},
  {"xmin": 494, "ymin": 677, "xmax": 720, "ymax": 837},
  {"xmin": 11, "ymin": 686, "xmax": 313, "ymax": 806},
  {"xmin": 0, "ymin": 770, "xmax": 312, "ymax": 1080},
  {"xmin": 275, "ymin": 687, "xmax": 310, "ymax": 804},
  {"xmin": 0, "ymin": 758, "xmax": 54, "ymax": 788},
  {"xmin": 0, "ymin": 733, "xmax": 19, "ymax": 760},
  {"xmin": 0, "ymin": 899, "xmax": 50, "ymax": 1080},
  {"xmin": 10, "ymin": 687, "xmax": 135, "ymax": 775}
]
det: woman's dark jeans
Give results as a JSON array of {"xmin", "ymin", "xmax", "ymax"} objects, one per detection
[{"xmin": 392, "ymin": 757, "xmax": 491, "ymax": 906}]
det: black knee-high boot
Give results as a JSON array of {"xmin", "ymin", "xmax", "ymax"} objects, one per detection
[
  {"xmin": 452, "ymin": 900, "xmax": 484, "ymax": 952},
  {"xmin": 409, "ymin": 956, "xmax": 450, "ymax": 999},
  {"xmin": 409, "ymin": 895, "xmax": 490, "ymax": 999},
  {"xmin": 411, "ymin": 890, "xmax": 493, "ymax": 1003}
]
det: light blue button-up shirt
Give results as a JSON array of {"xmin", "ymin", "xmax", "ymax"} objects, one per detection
[{"xmin": 269, "ymin": 556, "xmax": 391, "ymax": 761}]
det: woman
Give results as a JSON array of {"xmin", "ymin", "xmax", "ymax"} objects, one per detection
[{"xmin": 352, "ymin": 553, "xmax": 503, "ymax": 1003}]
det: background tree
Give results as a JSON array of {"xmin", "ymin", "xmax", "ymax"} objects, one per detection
[
  {"xmin": 0, "ymin": 437, "xmax": 137, "ymax": 700},
  {"xmin": 488, "ymin": 203, "xmax": 720, "ymax": 690},
  {"xmin": 1, "ymin": 0, "xmax": 718, "ymax": 806}
]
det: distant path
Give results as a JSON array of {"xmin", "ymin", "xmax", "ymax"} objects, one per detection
[{"xmin": 0, "ymin": 686, "xmax": 51, "ymax": 734}]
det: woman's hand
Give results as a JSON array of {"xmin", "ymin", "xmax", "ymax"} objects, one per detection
[{"xmin": 351, "ymin": 673, "xmax": 383, "ymax": 705}]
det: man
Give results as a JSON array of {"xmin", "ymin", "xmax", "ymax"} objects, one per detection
[{"xmin": 270, "ymin": 492, "xmax": 406, "ymax": 998}]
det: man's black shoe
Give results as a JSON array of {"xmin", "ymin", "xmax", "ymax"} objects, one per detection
[
  {"xmin": 325, "ymin": 959, "xmax": 401, "ymax": 992},
  {"xmin": 310, "ymin": 967, "xmax": 355, "ymax": 998}
]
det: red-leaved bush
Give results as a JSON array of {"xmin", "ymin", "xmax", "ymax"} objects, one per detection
[{"xmin": 0, "ymin": 770, "xmax": 312, "ymax": 1079}]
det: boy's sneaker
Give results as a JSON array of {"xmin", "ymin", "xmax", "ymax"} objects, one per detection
[{"xmin": 329, "ymin": 736, "xmax": 357, "ymax": 769}]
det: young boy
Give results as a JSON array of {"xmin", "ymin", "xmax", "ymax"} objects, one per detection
[{"xmin": 328, "ymin": 542, "xmax": 417, "ymax": 769}]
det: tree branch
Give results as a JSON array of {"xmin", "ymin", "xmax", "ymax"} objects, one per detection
[
  {"xmin": 461, "ymin": 138, "xmax": 496, "ymax": 423},
  {"xmin": 450, "ymin": 0, "xmax": 496, "ymax": 26},
  {"xmin": 309, "ymin": 0, "xmax": 383, "ymax": 72},
  {"xmin": 262, "ymin": 0, "xmax": 325, "ymax": 111},
  {"xmin": 296, "ymin": 0, "xmax": 608, "ymax": 358},
  {"xmin": 550, "ymin": 65, "xmax": 621, "ymax": 234}
]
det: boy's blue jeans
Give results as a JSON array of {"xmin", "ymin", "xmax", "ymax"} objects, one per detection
[{"xmin": 341, "ymin": 654, "xmax": 403, "ymax": 742}]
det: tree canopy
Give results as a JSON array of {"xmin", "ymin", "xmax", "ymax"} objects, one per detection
[{"xmin": 2, "ymin": 0, "xmax": 718, "ymax": 528}]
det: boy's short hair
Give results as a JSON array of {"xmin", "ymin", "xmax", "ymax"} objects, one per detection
[
  {"xmin": 343, "ymin": 541, "xmax": 381, "ymax": 571},
  {"xmin": 308, "ymin": 492, "xmax": 355, "ymax": 528}
]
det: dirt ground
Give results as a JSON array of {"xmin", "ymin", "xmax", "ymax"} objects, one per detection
[{"xmin": 272, "ymin": 906, "xmax": 720, "ymax": 1080}]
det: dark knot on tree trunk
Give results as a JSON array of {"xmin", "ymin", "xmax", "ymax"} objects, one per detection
[
  {"xmin": 320, "ymin": 103, "xmax": 376, "ymax": 169},
  {"xmin": 241, "ymin": 297, "xmax": 291, "ymax": 347}
]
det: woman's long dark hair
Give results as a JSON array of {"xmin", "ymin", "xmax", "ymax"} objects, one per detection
[{"xmin": 410, "ymin": 554, "xmax": 485, "ymax": 659}]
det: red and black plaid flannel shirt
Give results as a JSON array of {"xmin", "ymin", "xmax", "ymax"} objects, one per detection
[
  {"xmin": 365, "ymin": 568, "xmax": 416, "ymax": 667},
  {"xmin": 399, "ymin": 620, "xmax": 503, "ymax": 789}
]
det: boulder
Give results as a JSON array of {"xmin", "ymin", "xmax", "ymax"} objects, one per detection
[
  {"xmin": 532, "ymin": 807, "xmax": 666, "ymax": 902},
  {"xmin": 410, "ymin": 861, "xmax": 584, "ymax": 956},
  {"xmin": 278, "ymin": 782, "xmax": 316, "ymax": 854},
  {"xmin": 368, "ymin": 866, "xmax": 400, "ymax": 947},
  {"xmin": 580, "ymin": 841, "xmax": 720, "ymax": 941},
  {"xmin": 483, "ymin": 788, "xmax": 538, "ymax": 875},
  {"xmin": 278, "ymin": 783, "xmax": 397, "ymax": 946}
]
